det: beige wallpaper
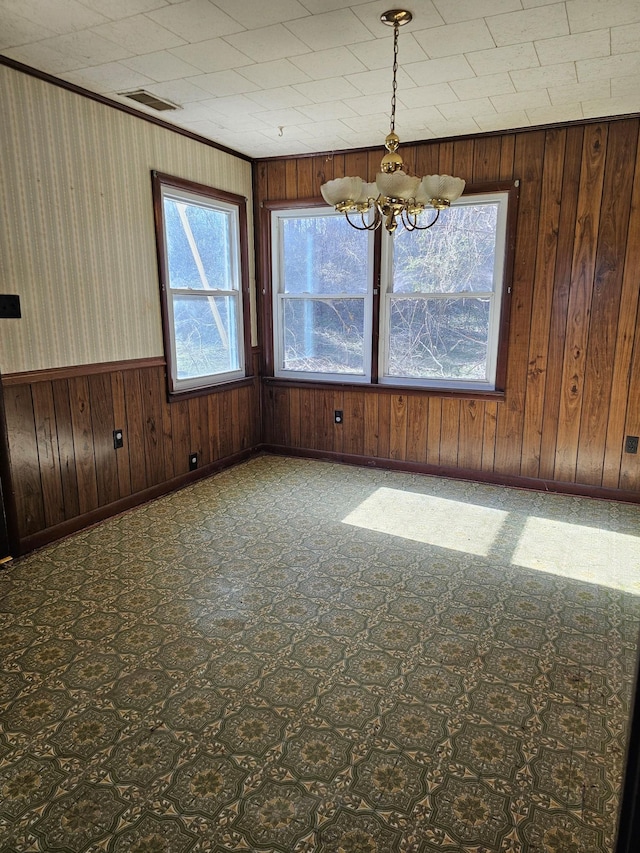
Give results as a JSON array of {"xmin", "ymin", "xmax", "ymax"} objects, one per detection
[{"xmin": 0, "ymin": 64, "xmax": 255, "ymax": 375}]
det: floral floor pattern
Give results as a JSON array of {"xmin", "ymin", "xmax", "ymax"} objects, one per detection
[{"xmin": 1, "ymin": 454, "xmax": 639, "ymax": 852}]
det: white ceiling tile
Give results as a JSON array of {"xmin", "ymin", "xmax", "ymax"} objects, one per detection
[
  {"xmin": 297, "ymin": 100, "xmax": 359, "ymax": 121},
  {"xmin": 224, "ymin": 23, "xmax": 310, "ymax": 62},
  {"xmin": 169, "ymin": 38, "xmax": 251, "ymax": 72},
  {"xmin": 475, "ymin": 109, "xmax": 529, "ymax": 130},
  {"xmin": 521, "ymin": 0, "xmax": 565, "ymax": 6},
  {"xmin": 612, "ymin": 23, "xmax": 640, "ymax": 55},
  {"xmin": 146, "ymin": 78, "xmax": 213, "ymax": 103},
  {"xmin": 342, "ymin": 92, "xmax": 392, "ymax": 116},
  {"xmin": 238, "ymin": 59, "xmax": 311, "ymax": 87},
  {"xmin": 548, "ymin": 79, "xmax": 610, "ymax": 106},
  {"xmin": 526, "ymin": 102, "xmax": 583, "ymax": 124},
  {"xmin": 534, "ymin": 30, "xmax": 611, "ymax": 66},
  {"xmin": 79, "ymin": 0, "xmax": 170, "ymax": 17},
  {"xmin": 413, "ymin": 19, "xmax": 496, "ymax": 60},
  {"xmin": 245, "ymin": 85, "xmax": 312, "ymax": 109},
  {"xmin": 187, "ymin": 70, "xmax": 261, "ymax": 96},
  {"xmin": 577, "ymin": 52, "xmax": 640, "ymax": 83},
  {"xmin": 38, "ymin": 31, "xmax": 135, "ymax": 65},
  {"xmin": 251, "ymin": 107, "xmax": 312, "ymax": 127},
  {"xmin": 1, "ymin": 0, "xmax": 108, "ymax": 34},
  {"xmin": 581, "ymin": 93, "xmax": 640, "ymax": 118},
  {"xmin": 146, "ymin": 0, "xmax": 244, "ymax": 41},
  {"xmin": 352, "ymin": 0, "xmax": 444, "ymax": 38},
  {"xmin": 290, "ymin": 46, "xmax": 368, "ymax": 79},
  {"xmin": 293, "ymin": 75, "xmax": 363, "ymax": 102},
  {"xmin": 180, "ymin": 119, "xmax": 224, "ymax": 136},
  {"xmin": 432, "ymin": 0, "xmax": 521, "ymax": 25},
  {"xmin": 285, "ymin": 9, "xmax": 375, "ymax": 50},
  {"xmin": 0, "ymin": 10, "xmax": 55, "ymax": 49},
  {"xmin": 297, "ymin": 0, "xmax": 372, "ymax": 13},
  {"xmin": 92, "ymin": 16, "xmax": 187, "ymax": 54},
  {"xmin": 486, "ymin": 4, "xmax": 569, "ymax": 47},
  {"xmin": 421, "ymin": 114, "xmax": 481, "ymax": 136},
  {"xmin": 466, "ymin": 43, "xmax": 540, "ymax": 76},
  {"xmin": 213, "ymin": 0, "xmax": 310, "ymax": 28},
  {"xmin": 611, "ymin": 75, "xmax": 638, "ymax": 97},
  {"xmin": 566, "ymin": 0, "xmax": 640, "ymax": 33},
  {"xmin": 438, "ymin": 97, "xmax": 497, "ymax": 119},
  {"xmin": 121, "ymin": 51, "xmax": 201, "ymax": 82},
  {"xmin": 399, "ymin": 83, "xmax": 458, "ymax": 108},
  {"xmin": 61, "ymin": 63, "xmax": 156, "ymax": 93},
  {"xmin": 1, "ymin": 41, "xmax": 85, "ymax": 73},
  {"xmin": 491, "ymin": 88, "xmax": 551, "ymax": 113},
  {"xmin": 450, "ymin": 72, "xmax": 515, "ymax": 100},
  {"xmin": 199, "ymin": 93, "xmax": 264, "ymax": 117},
  {"xmin": 405, "ymin": 55, "xmax": 476, "ymax": 86},
  {"xmin": 348, "ymin": 34, "xmax": 428, "ymax": 70},
  {"xmin": 344, "ymin": 67, "xmax": 415, "ymax": 96},
  {"xmin": 340, "ymin": 112, "xmax": 390, "ymax": 133},
  {"xmin": 510, "ymin": 62, "xmax": 577, "ymax": 92}
]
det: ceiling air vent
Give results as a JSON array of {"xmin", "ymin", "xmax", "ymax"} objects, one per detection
[{"xmin": 119, "ymin": 90, "xmax": 178, "ymax": 111}]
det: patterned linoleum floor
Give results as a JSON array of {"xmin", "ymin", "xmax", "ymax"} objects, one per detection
[{"xmin": 1, "ymin": 455, "xmax": 639, "ymax": 853}]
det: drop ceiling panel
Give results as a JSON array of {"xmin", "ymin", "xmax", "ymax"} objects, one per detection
[{"xmin": 1, "ymin": 0, "xmax": 638, "ymax": 159}]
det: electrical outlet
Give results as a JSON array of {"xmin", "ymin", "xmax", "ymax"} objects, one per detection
[
  {"xmin": 189, "ymin": 452, "xmax": 198, "ymax": 471},
  {"xmin": 113, "ymin": 429, "xmax": 124, "ymax": 450},
  {"xmin": 625, "ymin": 435, "xmax": 639, "ymax": 454},
  {"xmin": 0, "ymin": 295, "xmax": 21, "ymax": 318},
  {"xmin": 334, "ymin": 410, "xmax": 343, "ymax": 424}
]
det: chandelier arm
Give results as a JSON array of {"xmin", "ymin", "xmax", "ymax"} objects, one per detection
[
  {"xmin": 344, "ymin": 210, "xmax": 377, "ymax": 231},
  {"xmin": 408, "ymin": 208, "xmax": 442, "ymax": 231}
]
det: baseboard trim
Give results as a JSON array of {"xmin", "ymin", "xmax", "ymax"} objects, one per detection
[
  {"xmin": 19, "ymin": 447, "xmax": 259, "ymax": 555},
  {"xmin": 259, "ymin": 444, "xmax": 640, "ymax": 504}
]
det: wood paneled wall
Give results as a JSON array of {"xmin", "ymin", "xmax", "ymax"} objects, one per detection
[
  {"xmin": 3, "ymin": 361, "xmax": 261, "ymax": 551},
  {"xmin": 256, "ymin": 119, "xmax": 640, "ymax": 498}
]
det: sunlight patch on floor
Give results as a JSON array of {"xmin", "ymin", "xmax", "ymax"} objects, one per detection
[
  {"xmin": 341, "ymin": 487, "xmax": 507, "ymax": 557},
  {"xmin": 512, "ymin": 516, "xmax": 640, "ymax": 594}
]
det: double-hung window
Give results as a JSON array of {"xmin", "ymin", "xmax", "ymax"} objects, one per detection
[
  {"xmin": 153, "ymin": 172, "xmax": 250, "ymax": 395},
  {"xmin": 270, "ymin": 187, "xmax": 512, "ymax": 392},
  {"xmin": 271, "ymin": 206, "xmax": 375, "ymax": 382}
]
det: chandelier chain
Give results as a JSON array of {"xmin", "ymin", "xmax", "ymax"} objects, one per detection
[{"xmin": 390, "ymin": 21, "xmax": 399, "ymax": 134}]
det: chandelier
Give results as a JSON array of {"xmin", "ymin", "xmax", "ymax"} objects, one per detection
[{"xmin": 320, "ymin": 9, "xmax": 465, "ymax": 234}]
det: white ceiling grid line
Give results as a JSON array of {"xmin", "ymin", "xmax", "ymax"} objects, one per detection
[{"xmin": 1, "ymin": 0, "xmax": 638, "ymax": 158}]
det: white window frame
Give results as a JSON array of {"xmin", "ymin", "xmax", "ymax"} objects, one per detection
[
  {"xmin": 158, "ymin": 182, "xmax": 246, "ymax": 393},
  {"xmin": 379, "ymin": 190, "xmax": 510, "ymax": 391},
  {"xmin": 271, "ymin": 205, "xmax": 375, "ymax": 383}
]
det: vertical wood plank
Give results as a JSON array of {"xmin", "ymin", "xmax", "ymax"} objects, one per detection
[
  {"xmin": 188, "ymin": 396, "xmax": 203, "ymax": 463},
  {"xmin": 473, "ymin": 137, "xmax": 502, "ymax": 183},
  {"xmin": 439, "ymin": 399, "xmax": 460, "ymax": 467},
  {"xmin": 207, "ymin": 393, "xmax": 221, "ymax": 461},
  {"xmin": 426, "ymin": 398, "xmax": 441, "ymax": 466},
  {"xmin": 315, "ymin": 389, "xmax": 333, "ymax": 452},
  {"xmin": 140, "ymin": 367, "xmax": 165, "ymax": 488},
  {"xmin": 52, "ymin": 379, "xmax": 80, "ymax": 518},
  {"xmin": 299, "ymin": 388, "xmax": 315, "ymax": 449},
  {"xmin": 171, "ymin": 399, "xmax": 191, "ymax": 476},
  {"xmin": 482, "ymin": 402, "xmax": 498, "ymax": 472},
  {"xmin": 520, "ymin": 128, "xmax": 566, "ymax": 478},
  {"xmin": 218, "ymin": 390, "xmax": 233, "ymax": 459},
  {"xmin": 123, "ymin": 369, "xmax": 148, "ymax": 494},
  {"xmin": 289, "ymin": 387, "xmax": 301, "ymax": 448},
  {"xmin": 363, "ymin": 393, "xmax": 379, "ymax": 457},
  {"xmin": 457, "ymin": 399, "xmax": 484, "ymax": 470},
  {"xmin": 576, "ymin": 120, "xmax": 638, "ymax": 485},
  {"xmin": 538, "ymin": 125, "xmax": 584, "ymax": 479},
  {"xmin": 554, "ymin": 124, "xmax": 608, "ymax": 482},
  {"xmin": 406, "ymin": 395, "xmax": 428, "ymax": 464},
  {"xmin": 88, "ymin": 372, "xmax": 119, "ymax": 506},
  {"xmin": 68, "ymin": 376, "xmax": 99, "ymax": 513},
  {"xmin": 332, "ymin": 389, "xmax": 344, "ymax": 454},
  {"xmin": 343, "ymin": 390, "xmax": 365, "ymax": 457},
  {"xmin": 377, "ymin": 394, "xmax": 391, "ymax": 459},
  {"xmin": 389, "ymin": 394, "xmax": 408, "ymax": 460},
  {"xmin": 110, "ymin": 371, "xmax": 132, "ymax": 498},
  {"xmin": 5, "ymin": 385, "xmax": 45, "ymax": 535},
  {"xmin": 30, "ymin": 381, "xmax": 64, "ymax": 527},
  {"xmin": 231, "ymin": 388, "xmax": 241, "ymax": 454}
]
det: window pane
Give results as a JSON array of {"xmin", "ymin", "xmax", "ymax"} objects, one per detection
[
  {"xmin": 387, "ymin": 297, "xmax": 490, "ymax": 380},
  {"xmin": 173, "ymin": 295, "xmax": 239, "ymax": 379},
  {"xmin": 282, "ymin": 298, "xmax": 365, "ymax": 374},
  {"xmin": 393, "ymin": 203, "xmax": 499, "ymax": 294},
  {"xmin": 282, "ymin": 216, "xmax": 369, "ymax": 295},
  {"xmin": 164, "ymin": 198, "xmax": 233, "ymax": 290}
]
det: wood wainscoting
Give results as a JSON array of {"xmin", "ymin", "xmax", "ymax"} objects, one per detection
[
  {"xmin": 2, "ymin": 357, "xmax": 261, "ymax": 554},
  {"xmin": 256, "ymin": 118, "xmax": 640, "ymax": 501}
]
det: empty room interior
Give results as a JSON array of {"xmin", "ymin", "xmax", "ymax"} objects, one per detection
[{"xmin": 1, "ymin": 1, "xmax": 640, "ymax": 851}]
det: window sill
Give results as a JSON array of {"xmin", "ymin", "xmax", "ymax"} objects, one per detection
[
  {"xmin": 262, "ymin": 376, "xmax": 505, "ymax": 401},
  {"xmin": 168, "ymin": 374, "xmax": 256, "ymax": 403}
]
